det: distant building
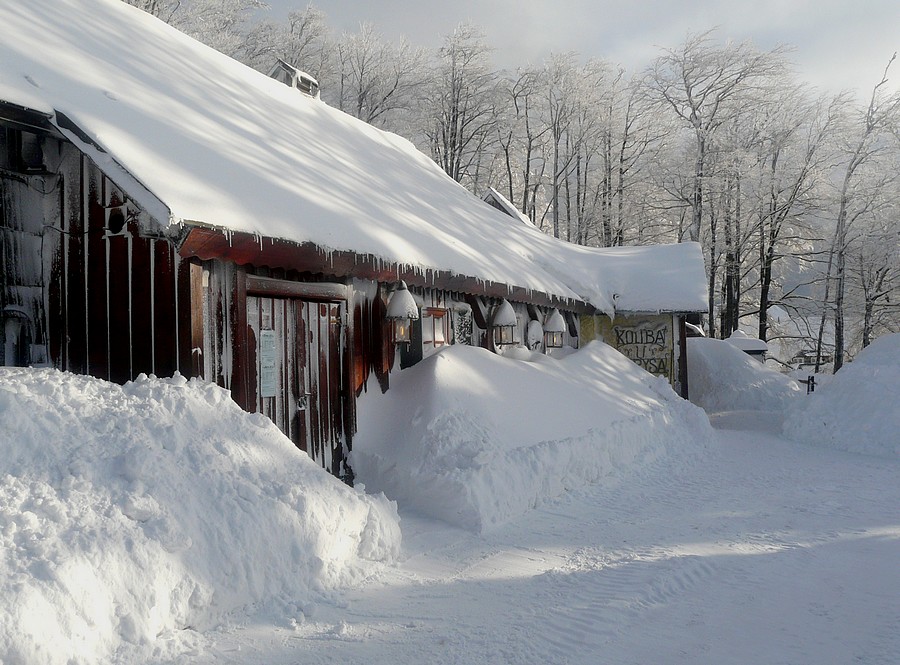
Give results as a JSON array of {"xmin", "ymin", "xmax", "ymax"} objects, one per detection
[{"xmin": 725, "ymin": 330, "xmax": 769, "ymax": 362}]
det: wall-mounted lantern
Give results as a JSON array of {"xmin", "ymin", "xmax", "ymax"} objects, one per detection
[
  {"xmin": 386, "ymin": 281, "xmax": 419, "ymax": 345},
  {"xmin": 543, "ymin": 309, "xmax": 566, "ymax": 349},
  {"xmin": 492, "ymin": 299, "xmax": 518, "ymax": 347}
]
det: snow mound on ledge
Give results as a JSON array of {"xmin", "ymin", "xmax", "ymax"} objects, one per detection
[
  {"xmin": 784, "ymin": 333, "xmax": 900, "ymax": 458},
  {"xmin": 687, "ymin": 337, "xmax": 802, "ymax": 413},
  {"xmin": 352, "ymin": 342, "xmax": 712, "ymax": 532},
  {"xmin": 0, "ymin": 369, "xmax": 400, "ymax": 665}
]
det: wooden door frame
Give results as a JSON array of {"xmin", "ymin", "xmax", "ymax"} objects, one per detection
[{"xmin": 242, "ymin": 274, "xmax": 355, "ymax": 479}]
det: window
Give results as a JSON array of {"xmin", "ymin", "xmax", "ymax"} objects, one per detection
[{"xmin": 421, "ymin": 307, "xmax": 450, "ymax": 357}]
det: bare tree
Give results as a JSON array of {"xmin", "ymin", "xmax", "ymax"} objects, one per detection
[
  {"xmin": 124, "ymin": 0, "xmax": 268, "ymax": 59},
  {"xmin": 333, "ymin": 23, "xmax": 424, "ymax": 127},
  {"xmin": 495, "ymin": 68, "xmax": 551, "ymax": 224},
  {"xmin": 644, "ymin": 32, "xmax": 788, "ymax": 242},
  {"xmin": 752, "ymin": 88, "xmax": 843, "ymax": 341},
  {"xmin": 848, "ymin": 210, "xmax": 900, "ymax": 349},
  {"xmin": 827, "ymin": 54, "xmax": 900, "ymax": 371},
  {"xmin": 240, "ymin": 5, "xmax": 332, "ymax": 81},
  {"xmin": 422, "ymin": 25, "xmax": 501, "ymax": 190},
  {"xmin": 644, "ymin": 32, "xmax": 788, "ymax": 333}
]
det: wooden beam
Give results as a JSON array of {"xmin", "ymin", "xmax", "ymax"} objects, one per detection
[
  {"xmin": 246, "ymin": 275, "xmax": 348, "ymax": 301},
  {"xmin": 178, "ymin": 226, "xmax": 594, "ymax": 315}
]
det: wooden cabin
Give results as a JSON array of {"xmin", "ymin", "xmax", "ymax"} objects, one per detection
[{"xmin": 1, "ymin": 0, "xmax": 706, "ymax": 482}]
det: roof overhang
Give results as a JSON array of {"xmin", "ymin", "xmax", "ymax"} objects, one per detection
[
  {"xmin": 178, "ymin": 225, "xmax": 595, "ymax": 314},
  {"xmin": 0, "ymin": 101, "xmax": 62, "ymax": 137}
]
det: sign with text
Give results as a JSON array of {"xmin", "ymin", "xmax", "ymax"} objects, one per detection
[
  {"xmin": 597, "ymin": 315, "xmax": 675, "ymax": 384},
  {"xmin": 258, "ymin": 329, "xmax": 277, "ymax": 398}
]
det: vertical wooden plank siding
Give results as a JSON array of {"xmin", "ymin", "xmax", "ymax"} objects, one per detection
[
  {"xmin": 86, "ymin": 171, "xmax": 108, "ymax": 378},
  {"xmin": 188, "ymin": 260, "xmax": 204, "ymax": 378},
  {"xmin": 64, "ymin": 155, "xmax": 87, "ymax": 374},
  {"xmin": 46, "ymin": 154, "xmax": 186, "ymax": 382},
  {"xmin": 677, "ymin": 315, "xmax": 690, "ymax": 399},
  {"xmin": 176, "ymin": 258, "xmax": 195, "ymax": 376},
  {"xmin": 106, "ymin": 232, "xmax": 132, "ymax": 383},
  {"xmin": 230, "ymin": 266, "xmax": 249, "ymax": 409},
  {"xmin": 295, "ymin": 300, "xmax": 309, "ymax": 453},
  {"xmin": 328, "ymin": 302, "xmax": 344, "ymax": 477},
  {"xmin": 128, "ymin": 233, "xmax": 153, "ymax": 376},
  {"xmin": 152, "ymin": 242, "xmax": 178, "ymax": 378}
]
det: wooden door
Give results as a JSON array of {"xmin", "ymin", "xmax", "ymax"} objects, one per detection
[{"xmin": 247, "ymin": 293, "xmax": 347, "ymax": 478}]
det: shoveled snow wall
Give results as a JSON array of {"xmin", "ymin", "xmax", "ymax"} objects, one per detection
[
  {"xmin": 352, "ymin": 342, "xmax": 713, "ymax": 532},
  {"xmin": 686, "ymin": 337, "xmax": 803, "ymax": 413},
  {"xmin": 783, "ymin": 333, "xmax": 900, "ymax": 458},
  {"xmin": 0, "ymin": 369, "xmax": 400, "ymax": 665}
]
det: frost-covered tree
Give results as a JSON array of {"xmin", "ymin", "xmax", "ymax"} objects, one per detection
[
  {"xmin": 821, "ymin": 55, "xmax": 900, "ymax": 371},
  {"xmin": 495, "ymin": 67, "xmax": 551, "ymax": 224},
  {"xmin": 422, "ymin": 25, "xmax": 501, "ymax": 190},
  {"xmin": 756, "ymin": 87, "xmax": 846, "ymax": 340},
  {"xmin": 122, "ymin": 0, "xmax": 266, "ymax": 58},
  {"xmin": 333, "ymin": 23, "xmax": 424, "ymax": 127},
  {"xmin": 644, "ymin": 32, "xmax": 788, "ymax": 244},
  {"xmin": 239, "ymin": 5, "xmax": 332, "ymax": 82},
  {"xmin": 847, "ymin": 204, "xmax": 900, "ymax": 350}
]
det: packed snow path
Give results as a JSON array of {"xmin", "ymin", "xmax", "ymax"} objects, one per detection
[{"xmin": 198, "ymin": 415, "xmax": 900, "ymax": 664}]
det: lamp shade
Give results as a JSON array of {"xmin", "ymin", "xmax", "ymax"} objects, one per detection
[
  {"xmin": 386, "ymin": 281, "xmax": 419, "ymax": 321},
  {"xmin": 386, "ymin": 281, "xmax": 419, "ymax": 345},
  {"xmin": 492, "ymin": 299, "xmax": 518, "ymax": 346}
]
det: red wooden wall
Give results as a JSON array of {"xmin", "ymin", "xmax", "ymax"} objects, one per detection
[{"xmin": 45, "ymin": 153, "xmax": 192, "ymax": 382}]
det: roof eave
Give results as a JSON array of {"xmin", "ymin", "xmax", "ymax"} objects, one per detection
[{"xmin": 178, "ymin": 225, "xmax": 594, "ymax": 313}]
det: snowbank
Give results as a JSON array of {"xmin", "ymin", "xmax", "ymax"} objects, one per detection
[
  {"xmin": 687, "ymin": 337, "xmax": 802, "ymax": 413},
  {"xmin": 352, "ymin": 342, "xmax": 712, "ymax": 532},
  {"xmin": 783, "ymin": 333, "xmax": 900, "ymax": 458},
  {"xmin": 0, "ymin": 369, "xmax": 400, "ymax": 665}
]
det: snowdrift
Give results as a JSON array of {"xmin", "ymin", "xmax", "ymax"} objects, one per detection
[
  {"xmin": 352, "ymin": 342, "xmax": 712, "ymax": 532},
  {"xmin": 783, "ymin": 333, "xmax": 900, "ymax": 458},
  {"xmin": 687, "ymin": 337, "xmax": 802, "ymax": 413},
  {"xmin": 0, "ymin": 369, "xmax": 400, "ymax": 665}
]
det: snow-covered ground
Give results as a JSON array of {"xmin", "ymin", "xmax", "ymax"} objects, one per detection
[{"xmin": 2, "ymin": 336, "xmax": 898, "ymax": 664}]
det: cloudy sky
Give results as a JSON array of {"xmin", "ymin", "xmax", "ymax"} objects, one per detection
[{"xmin": 264, "ymin": 0, "xmax": 899, "ymax": 97}]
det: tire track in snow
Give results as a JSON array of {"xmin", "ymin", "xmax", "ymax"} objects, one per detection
[{"xmin": 506, "ymin": 548, "xmax": 720, "ymax": 661}]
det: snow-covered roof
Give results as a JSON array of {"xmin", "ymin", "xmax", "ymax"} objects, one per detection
[
  {"xmin": 0, "ymin": 0, "xmax": 707, "ymax": 316},
  {"xmin": 482, "ymin": 188, "xmax": 537, "ymax": 228},
  {"xmin": 725, "ymin": 330, "xmax": 769, "ymax": 352}
]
